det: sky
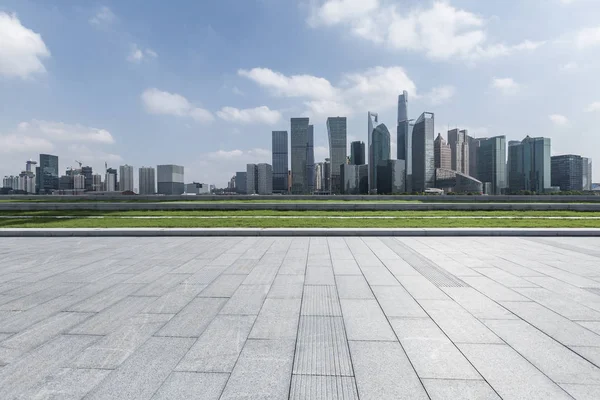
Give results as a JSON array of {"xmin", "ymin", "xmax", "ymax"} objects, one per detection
[{"xmin": 1, "ymin": 0, "xmax": 600, "ymax": 188}]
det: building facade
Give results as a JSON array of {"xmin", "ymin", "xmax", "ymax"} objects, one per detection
[
  {"xmin": 447, "ymin": 128, "xmax": 469, "ymax": 175},
  {"xmin": 371, "ymin": 123, "xmax": 391, "ymax": 194},
  {"xmin": 92, "ymin": 174, "xmax": 103, "ymax": 191},
  {"xmin": 157, "ymin": 164, "xmax": 184, "ymax": 195},
  {"xmin": 272, "ymin": 131, "xmax": 288, "ymax": 193},
  {"xmin": 306, "ymin": 125, "xmax": 315, "ymax": 193},
  {"xmin": 582, "ymin": 157, "xmax": 593, "ymax": 191},
  {"xmin": 551, "ymin": 155, "xmax": 583, "ymax": 191},
  {"xmin": 37, "ymin": 153, "xmax": 59, "ymax": 193},
  {"xmin": 235, "ymin": 171, "xmax": 247, "ymax": 194},
  {"xmin": 412, "ymin": 112, "xmax": 435, "ymax": 192},
  {"xmin": 377, "ymin": 160, "xmax": 406, "ymax": 194},
  {"xmin": 368, "ymin": 112, "xmax": 379, "ymax": 193},
  {"xmin": 467, "ymin": 136, "xmax": 483, "ymax": 179},
  {"xmin": 246, "ymin": 164, "xmax": 258, "ymax": 195},
  {"xmin": 340, "ymin": 164, "xmax": 369, "ymax": 194},
  {"xmin": 434, "ymin": 133, "xmax": 451, "ymax": 170},
  {"xmin": 477, "ymin": 136, "xmax": 506, "ymax": 195},
  {"xmin": 257, "ymin": 163, "xmax": 273, "ymax": 195},
  {"xmin": 327, "ymin": 117, "xmax": 347, "ymax": 194},
  {"xmin": 435, "ymin": 168, "xmax": 483, "ymax": 194},
  {"xmin": 508, "ymin": 136, "xmax": 551, "ymax": 193},
  {"xmin": 314, "ymin": 163, "xmax": 324, "ymax": 192},
  {"xmin": 350, "ymin": 141, "xmax": 365, "ymax": 165},
  {"xmin": 291, "ymin": 118, "xmax": 309, "ymax": 194},
  {"xmin": 138, "ymin": 167, "xmax": 156, "ymax": 194},
  {"xmin": 119, "ymin": 165, "xmax": 134, "ymax": 192}
]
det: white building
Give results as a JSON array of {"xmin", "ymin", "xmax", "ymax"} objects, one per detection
[
  {"xmin": 73, "ymin": 174, "xmax": 85, "ymax": 190},
  {"xmin": 105, "ymin": 172, "xmax": 116, "ymax": 192},
  {"xmin": 92, "ymin": 174, "xmax": 103, "ymax": 191},
  {"xmin": 257, "ymin": 163, "xmax": 273, "ymax": 195},
  {"xmin": 185, "ymin": 182, "xmax": 210, "ymax": 195},
  {"xmin": 119, "ymin": 164, "xmax": 134, "ymax": 192},
  {"xmin": 139, "ymin": 167, "xmax": 156, "ymax": 195}
]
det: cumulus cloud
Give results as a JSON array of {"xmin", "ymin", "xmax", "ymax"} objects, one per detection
[
  {"xmin": 127, "ymin": 44, "xmax": 158, "ymax": 63},
  {"xmin": 575, "ymin": 26, "xmax": 600, "ymax": 48},
  {"xmin": 307, "ymin": 1, "xmax": 543, "ymax": 61},
  {"xmin": 549, "ymin": 114, "xmax": 569, "ymax": 125},
  {"xmin": 0, "ymin": 134, "xmax": 53, "ymax": 154},
  {"xmin": 585, "ymin": 102, "xmax": 600, "ymax": 112},
  {"xmin": 238, "ymin": 68, "xmax": 338, "ymax": 99},
  {"xmin": 17, "ymin": 120, "xmax": 115, "ymax": 144},
  {"xmin": 90, "ymin": 6, "xmax": 116, "ymax": 26},
  {"xmin": 491, "ymin": 77, "xmax": 520, "ymax": 95},
  {"xmin": 0, "ymin": 12, "xmax": 51, "ymax": 79},
  {"xmin": 216, "ymin": 106, "xmax": 282, "ymax": 125},
  {"xmin": 141, "ymin": 88, "xmax": 214, "ymax": 123}
]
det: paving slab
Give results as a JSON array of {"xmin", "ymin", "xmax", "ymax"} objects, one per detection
[
  {"xmin": 340, "ymin": 299, "xmax": 396, "ymax": 341},
  {"xmin": 289, "ymin": 375, "xmax": 359, "ymax": 400},
  {"xmin": 152, "ymin": 372, "xmax": 229, "ymax": 400},
  {"xmin": 422, "ymin": 379, "xmax": 501, "ymax": 400},
  {"xmin": 156, "ymin": 297, "xmax": 227, "ymax": 337}
]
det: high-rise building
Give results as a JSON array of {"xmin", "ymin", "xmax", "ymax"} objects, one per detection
[
  {"xmin": 139, "ymin": 167, "xmax": 156, "ymax": 194},
  {"xmin": 367, "ymin": 112, "xmax": 379, "ymax": 192},
  {"xmin": 412, "ymin": 112, "xmax": 435, "ymax": 192},
  {"xmin": 105, "ymin": 167, "xmax": 118, "ymax": 192},
  {"xmin": 377, "ymin": 160, "xmax": 406, "ymax": 194},
  {"xmin": 314, "ymin": 162, "xmax": 324, "ymax": 192},
  {"xmin": 26, "ymin": 160, "xmax": 37, "ymax": 173},
  {"xmin": 157, "ymin": 165, "xmax": 184, "ymax": 195},
  {"xmin": 327, "ymin": 117, "xmax": 347, "ymax": 194},
  {"xmin": 507, "ymin": 136, "xmax": 551, "ymax": 193},
  {"xmin": 257, "ymin": 163, "xmax": 273, "ymax": 195},
  {"xmin": 477, "ymin": 136, "xmax": 506, "ymax": 195},
  {"xmin": 551, "ymin": 155, "xmax": 583, "ymax": 191},
  {"xmin": 59, "ymin": 175, "xmax": 73, "ymax": 191},
  {"xmin": 350, "ymin": 141, "xmax": 365, "ymax": 165},
  {"xmin": 246, "ymin": 164, "xmax": 258, "ymax": 195},
  {"xmin": 37, "ymin": 154, "xmax": 59, "ymax": 193},
  {"xmin": 467, "ymin": 136, "xmax": 483, "ymax": 179},
  {"xmin": 323, "ymin": 159, "xmax": 331, "ymax": 193},
  {"xmin": 307, "ymin": 124, "xmax": 315, "ymax": 193},
  {"xmin": 371, "ymin": 123, "xmax": 391, "ymax": 194},
  {"xmin": 396, "ymin": 91, "xmax": 413, "ymax": 192},
  {"xmin": 92, "ymin": 174, "xmax": 103, "ymax": 191},
  {"xmin": 73, "ymin": 174, "xmax": 85, "ymax": 190},
  {"xmin": 81, "ymin": 166, "xmax": 93, "ymax": 191},
  {"xmin": 434, "ymin": 133, "xmax": 451, "ymax": 170},
  {"xmin": 340, "ymin": 164, "xmax": 369, "ymax": 194},
  {"xmin": 119, "ymin": 165, "xmax": 134, "ymax": 192},
  {"xmin": 272, "ymin": 131, "xmax": 288, "ymax": 193},
  {"xmin": 291, "ymin": 118, "xmax": 309, "ymax": 194},
  {"xmin": 582, "ymin": 157, "xmax": 593, "ymax": 191},
  {"xmin": 235, "ymin": 171, "xmax": 247, "ymax": 194},
  {"xmin": 447, "ymin": 128, "xmax": 469, "ymax": 175}
]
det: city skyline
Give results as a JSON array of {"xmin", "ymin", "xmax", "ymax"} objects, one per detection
[{"xmin": 1, "ymin": 1, "xmax": 600, "ymax": 186}]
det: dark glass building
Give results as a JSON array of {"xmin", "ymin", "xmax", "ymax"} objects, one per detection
[
  {"xmin": 272, "ymin": 131, "xmax": 288, "ymax": 193},
  {"xmin": 37, "ymin": 154, "xmax": 59, "ymax": 194},
  {"xmin": 507, "ymin": 136, "xmax": 551, "ymax": 193},
  {"xmin": 477, "ymin": 136, "xmax": 506, "ymax": 195},
  {"xmin": 551, "ymin": 154, "xmax": 583, "ymax": 191},
  {"xmin": 371, "ymin": 123, "xmax": 391, "ymax": 194},
  {"xmin": 235, "ymin": 171, "xmax": 247, "ymax": 194},
  {"xmin": 434, "ymin": 133, "xmax": 451, "ymax": 170},
  {"xmin": 350, "ymin": 141, "xmax": 365, "ymax": 165},
  {"xmin": 377, "ymin": 160, "xmax": 406, "ymax": 194},
  {"xmin": 327, "ymin": 117, "xmax": 347, "ymax": 194},
  {"xmin": 412, "ymin": 112, "xmax": 435, "ymax": 192},
  {"xmin": 291, "ymin": 118, "xmax": 309, "ymax": 194},
  {"xmin": 157, "ymin": 164, "xmax": 184, "ymax": 195},
  {"xmin": 307, "ymin": 125, "xmax": 315, "ymax": 193}
]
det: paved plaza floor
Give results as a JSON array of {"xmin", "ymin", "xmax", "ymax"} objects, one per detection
[{"xmin": 1, "ymin": 237, "xmax": 600, "ymax": 399}]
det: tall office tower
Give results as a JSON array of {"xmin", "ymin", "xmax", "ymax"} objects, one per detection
[
  {"xmin": 551, "ymin": 155, "xmax": 583, "ymax": 191},
  {"xmin": 157, "ymin": 165, "xmax": 184, "ymax": 195},
  {"xmin": 507, "ymin": 136, "xmax": 551, "ymax": 193},
  {"xmin": 582, "ymin": 157, "xmax": 593, "ymax": 191},
  {"xmin": 367, "ymin": 112, "xmax": 379, "ymax": 192},
  {"xmin": 396, "ymin": 91, "xmax": 413, "ymax": 192},
  {"xmin": 26, "ymin": 160, "xmax": 37, "ymax": 173},
  {"xmin": 246, "ymin": 164, "xmax": 258, "ymax": 194},
  {"xmin": 257, "ymin": 163, "xmax": 273, "ymax": 195},
  {"xmin": 139, "ymin": 167, "xmax": 156, "ymax": 194},
  {"xmin": 235, "ymin": 171, "xmax": 247, "ymax": 194},
  {"xmin": 434, "ymin": 133, "xmax": 451, "ymax": 170},
  {"xmin": 106, "ymin": 167, "xmax": 118, "ymax": 191},
  {"xmin": 412, "ymin": 112, "xmax": 435, "ymax": 192},
  {"xmin": 327, "ymin": 117, "xmax": 347, "ymax": 194},
  {"xmin": 350, "ymin": 141, "xmax": 365, "ymax": 165},
  {"xmin": 314, "ymin": 162, "xmax": 324, "ymax": 192},
  {"xmin": 467, "ymin": 136, "xmax": 483, "ymax": 179},
  {"xmin": 119, "ymin": 165, "xmax": 134, "ymax": 192},
  {"xmin": 81, "ymin": 166, "xmax": 93, "ymax": 191},
  {"xmin": 371, "ymin": 123, "xmax": 391, "ymax": 194},
  {"xmin": 291, "ymin": 118, "xmax": 309, "ymax": 194},
  {"xmin": 92, "ymin": 174, "xmax": 103, "ymax": 191},
  {"xmin": 477, "ymin": 136, "xmax": 507, "ymax": 195},
  {"xmin": 447, "ymin": 128, "xmax": 469, "ymax": 175},
  {"xmin": 38, "ymin": 154, "xmax": 59, "ymax": 193},
  {"xmin": 272, "ymin": 131, "xmax": 288, "ymax": 193},
  {"xmin": 377, "ymin": 160, "xmax": 406, "ymax": 194},
  {"xmin": 323, "ymin": 158, "xmax": 331, "ymax": 192},
  {"xmin": 307, "ymin": 125, "xmax": 315, "ymax": 193},
  {"xmin": 73, "ymin": 174, "xmax": 85, "ymax": 190}
]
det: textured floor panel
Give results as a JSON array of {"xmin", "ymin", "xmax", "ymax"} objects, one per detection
[
  {"xmin": 289, "ymin": 375, "xmax": 359, "ymax": 400},
  {"xmin": 301, "ymin": 285, "xmax": 342, "ymax": 316}
]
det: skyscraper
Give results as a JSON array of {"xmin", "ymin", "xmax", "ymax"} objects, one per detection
[
  {"xmin": 157, "ymin": 165, "xmax": 184, "ymax": 195},
  {"xmin": 434, "ymin": 133, "xmax": 451, "ymax": 170},
  {"xmin": 257, "ymin": 163, "xmax": 273, "ymax": 195},
  {"xmin": 507, "ymin": 136, "xmax": 551, "ymax": 193},
  {"xmin": 81, "ymin": 166, "xmax": 93, "ymax": 191},
  {"xmin": 350, "ymin": 141, "xmax": 365, "ymax": 165},
  {"xmin": 477, "ymin": 136, "xmax": 506, "ymax": 195},
  {"xmin": 367, "ymin": 112, "xmax": 379, "ymax": 192},
  {"xmin": 467, "ymin": 135, "xmax": 483, "ymax": 179},
  {"xmin": 551, "ymin": 155, "xmax": 583, "ymax": 191},
  {"xmin": 371, "ymin": 123, "xmax": 391, "ymax": 194},
  {"xmin": 412, "ymin": 112, "xmax": 435, "ymax": 192},
  {"xmin": 235, "ymin": 171, "xmax": 247, "ymax": 194},
  {"xmin": 272, "ymin": 131, "xmax": 288, "ymax": 193},
  {"xmin": 327, "ymin": 117, "xmax": 347, "ymax": 194},
  {"xmin": 291, "ymin": 118, "xmax": 309, "ymax": 194},
  {"xmin": 246, "ymin": 164, "xmax": 258, "ymax": 195},
  {"xmin": 139, "ymin": 167, "xmax": 156, "ymax": 194},
  {"xmin": 377, "ymin": 160, "xmax": 406, "ymax": 194},
  {"xmin": 447, "ymin": 128, "xmax": 469, "ymax": 175},
  {"xmin": 119, "ymin": 165, "xmax": 134, "ymax": 192},
  {"xmin": 37, "ymin": 154, "xmax": 59, "ymax": 193},
  {"xmin": 582, "ymin": 157, "xmax": 593, "ymax": 191},
  {"xmin": 396, "ymin": 91, "xmax": 413, "ymax": 192},
  {"xmin": 307, "ymin": 124, "xmax": 315, "ymax": 193},
  {"xmin": 106, "ymin": 167, "xmax": 118, "ymax": 191}
]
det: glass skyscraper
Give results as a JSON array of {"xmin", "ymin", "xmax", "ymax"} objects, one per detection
[
  {"xmin": 350, "ymin": 141, "xmax": 365, "ymax": 165},
  {"xmin": 119, "ymin": 164, "xmax": 134, "ymax": 192},
  {"xmin": 396, "ymin": 91, "xmax": 413, "ymax": 192},
  {"xmin": 447, "ymin": 128, "xmax": 469, "ymax": 175},
  {"xmin": 307, "ymin": 124, "xmax": 315, "ymax": 193},
  {"xmin": 272, "ymin": 131, "xmax": 288, "ymax": 193},
  {"xmin": 327, "ymin": 117, "xmax": 347, "ymax": 194},
  {"xmin": 371, "ymin": 123, "xmax": 391, "ymax": 194},
  {"xmin": 551, "ymin": 155, "xmax": 583, "ymax": 191},
  {"xmin": 477, "ymin": 136, "xmax": 506, "ymax": 195},
  {"xmin": 507, "ymin": 136, "xmax": 551, "ymax": 193},
  {"xmin": 291, "ymin": 118, "xmax": 309, "ymax": 194},
  {"xmin": 367, "ymin": 112, "xmax": 378, "ymax": 193},
  {"xmin": 582, "ymin": 157, "xmax": 592, "ymax": 191},
  {"xmin": 412, "ymin": 112, "xmax": 435, "ymax": 192},
  {"xmin": 37, "ymin": 153, "xmax": 59, "ymax": 193}
]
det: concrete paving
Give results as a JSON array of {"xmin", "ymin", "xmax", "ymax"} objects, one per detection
[{"xmin": 1, "ymin": 237, "xmax": 600, "ymax": 399}]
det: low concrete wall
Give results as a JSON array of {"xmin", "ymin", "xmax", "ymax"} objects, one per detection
[
  {"xmin": 1, "ymin": 202, "xmax": 600, "ymax": 211},
  {"xmin": 1, "ymin": 194, "xmax": 599, "ymax": 202}
]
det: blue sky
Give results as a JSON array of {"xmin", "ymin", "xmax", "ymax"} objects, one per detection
[{"xmin": 1, "ymin": 0, "xmax": 599, "ymax": 187}]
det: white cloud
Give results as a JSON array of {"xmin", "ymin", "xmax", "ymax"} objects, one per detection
[
  {"xmin": 575, "ymin": 26, "xmax": 600, "ymax": 48},
  {"xmin": 307, "ymin": 1, "xmax": 542, "ymax": 61},
  {"xmin": 216, "ymin": 106, "xmax": 282, "ymax": 125},
  {"xmin": 549, "ymin": 114, "xmax": 569, "ymax": 125},
  {"xmin": 127, "ymin": 44, "xmax": 158, "ymax": 63},
  {"xmin": 90, "ymin": 6, "xmax": 115, "ymax": 26},
  {"xmin": 585, "ymin": 102, "xmax": 600, "ymax": 112},
  {"xmin": 491, "ymin": 77, "xmax": 520, "ymax": 95},
  {"xmin": 238, "ymin": 68, "xmax": 338, "ymax": 99},
  {"xmin": 424, "ymin": 85, "xmax": 456, "ymax": 105},
  {"xmin": 0, "ymin": 12, "xmax": 50, "ymax": 79},
  {"xmin": 18, "ymin": 120, "xmax": 115, "ymax": 144},
  {"xmin": 0, "ymin": 134, "xmax": 53, "ymax": 154},
  {"xmin": 141, "ymin": 88, "xmax": 214, "ymax": 123}
]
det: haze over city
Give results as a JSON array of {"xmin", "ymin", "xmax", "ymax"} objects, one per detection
[{"xmin": 1, "ymin": 0, "xmax": 600, "ymax": 187}]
